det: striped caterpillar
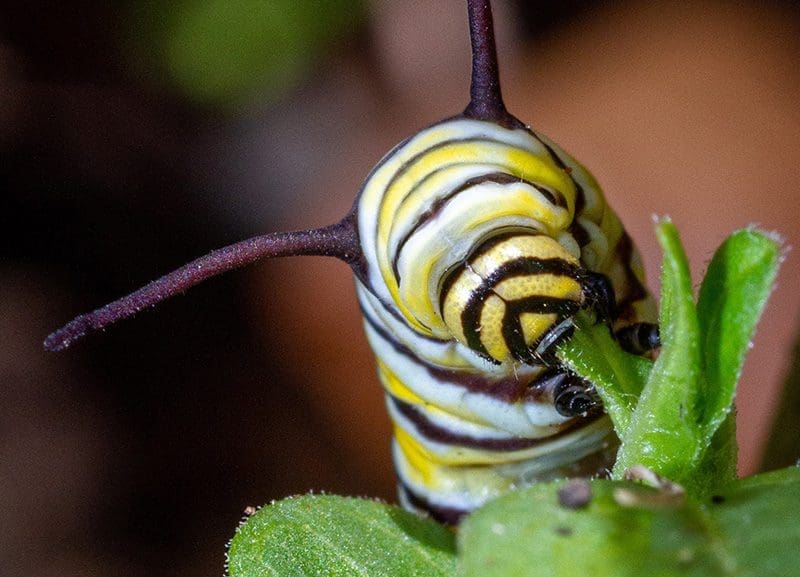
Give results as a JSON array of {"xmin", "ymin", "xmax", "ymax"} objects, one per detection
[{"xmin": 45, "ymin": 0, "xmax": 658, "ymax": 524}]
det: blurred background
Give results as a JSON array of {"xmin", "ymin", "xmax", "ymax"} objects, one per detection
[{"xmin": 2, "ymin": 1, "xmax": 799, "ymax": 575}]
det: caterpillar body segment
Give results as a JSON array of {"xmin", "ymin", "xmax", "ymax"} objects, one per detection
[{"xmin": 354, "ymin": 116, "xmax": 653, "ymax": 521}]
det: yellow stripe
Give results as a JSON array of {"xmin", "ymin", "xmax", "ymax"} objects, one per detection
[
  {"xmin": 441, "ymin": 268, "xmax": 482, "ymax": 346},
  {"xmin": 377, "ymin": 360, "xmax": 427, "ymax": 406},
  {"xmin": 519, "ymin": 312, "xmax": 558, "ymax": 346},
  {"xmin": 394, "ymin": 426, "xmax": 435, "ymax": 483},
  {"xmin": 395, "ymin": 187, "xmax": 575, "ymax": 332},
  {"xmin": 493, "ymin": 274, "xmax": 582, "ymax": 302},
  {"xmin": 470, "ymin": 234, "xmax": 579, "ymax": 276},
  {"xmin": 478, "ymin": 294, "xmax": 511, "ymax": 362},
  {"xmin": 377, "ymin": 359, "xmax": 497, "ymax": 428}
]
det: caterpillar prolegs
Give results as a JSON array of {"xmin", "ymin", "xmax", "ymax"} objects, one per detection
[{"xmin": 45, "ymin": 0, "xmax": 658, "ymax": 524}]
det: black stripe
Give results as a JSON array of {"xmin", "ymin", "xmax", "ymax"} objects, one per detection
[
  {"xmin": 383, "ymin": 137, "xmax": 511, "ymax": 204},
  {"xmin": 573, "ymin": 181, "xmax": 586, "ymax": 215},
  {"xmin": 483, "ymin": 251, "xmax": 581, "ymax": 283},
  {"xmin": 570, "ymin": 218, "xmax": 591, "ymax": 248},
  {"xmin": 534, "ymin": 131, "xmax": 596, "ymax": 255},
  {"xmin": 613, "ymin": 231, "xmax": 648, "ymax": 318},
  {"xmin": 359, "ymin": 305, "xmax": 531, "ymax": 403},
  {"xmin": 535, "ymin": 133, "xmax": 568, "ymax": 170},
  {"xmin": 391, "ymin": 396, "xmax": 599, "ymax": 452},
  {"xmin": 465, "ymin": 229, "xmax": 541, "ymax": 262},
  {"xmin": 508, "ymin": 295, "xmax": 581, "ymax": 316},
  {"xmin": 499, "ymin": 308, "xmax": 527, "ymax": 360},
  {"xmin": 455, "ymin": 257, "xmax": 582, "ymax": 360},
  {"xmin": 500, "ymin": 298, "xmax": 580, "ymax": 362},
  {"xmin": 398, "ymin": 483, "xmax": 469, "ymax": 526},
  {"xmin": 390, "ymin": 172, "xmax": 567, "ymax": 280},
  {"xmin": 534, "ymin": 130, "xmax": 587, "ymax": 219}
]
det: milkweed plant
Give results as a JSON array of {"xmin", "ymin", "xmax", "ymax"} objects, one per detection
[{"xmin": 227, "ymin": 220, "xmax": 800, "ymax": 577}]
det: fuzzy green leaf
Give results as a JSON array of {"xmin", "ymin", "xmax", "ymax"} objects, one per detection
[
  {"xmin": 613, "ymin": 220, "xmax": 702, "ymax": 480},
  {"xmin": 227, "ymin": 495, "xmax": 456, "ymax": 577},
  {"xmin": 709, "ymin": 467, "xmax": 800, "ymax": 575},
  {"xmin": 691, "ymin": 413, "xmax": 739, "ymax": 494},
  {"xmin": 459, "ymin": 468, "xmax": 800, "ymax": 577},
  {"xmin": 558, "ymin": 317, "xmax": 652, "ymax": 434},
  {"xmin": 696, "ymin": 229, "xmax": 781, "ymax": 442}
]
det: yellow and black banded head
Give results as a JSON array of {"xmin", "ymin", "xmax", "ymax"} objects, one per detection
[
  {"xmin": 352, "ymin": 69, "xmax": 632, "ymax": 365},
  {"xmin": 354, "ymin": 114, "xmax": 585, "ymax": 362},
  {"xmin": 441, "ymin": 232, "xmax": 583, "ymax": 364}
]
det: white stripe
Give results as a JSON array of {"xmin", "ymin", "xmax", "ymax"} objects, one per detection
[
  {"xmin": 361, "ymin": 312, "xmax": 569, "ymax": 436},
  {"xmin": 358, "ymin": 118, "xmax": 557, "ymax": 305},
  {"xmin": 391, "ymin": 417, "xmax": 614, "ymax": 512}
]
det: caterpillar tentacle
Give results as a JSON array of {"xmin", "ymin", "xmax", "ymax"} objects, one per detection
[{"xmin": 44, "ymin": 216, "xmax": 362, "ymax": 352}]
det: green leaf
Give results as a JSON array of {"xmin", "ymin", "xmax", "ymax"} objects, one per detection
[
  {"xmin": 696, "ymin": 229, "xmax": 781, "ymax": 442},
  {"xmin": 692, "ymin": 413, "xmax": 739, "ymax": 492},
  {"xmin": 707, "ymin": 467, "xmax": 800, "ymax": 576},
  {"xmin": 459, "ymin": 468, "xmax": 800, "ymax": 577},
  {"xmin": 558, "ymin": 316, "xmax": 652, "ymax": 435},
  {"xmin": 227, "ymin": 494, "xmax": 456, "ymax": 577},
  {"xmin": 613, "ymin": 220, "xmax": 702, "ymax": 480}
]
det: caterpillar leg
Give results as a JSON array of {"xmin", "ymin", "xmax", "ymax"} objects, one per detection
[
  {"xmin": 581, "ymin": 272, "xmax": 661, "ymax": 355},
  {"xmin": 532, "ymin": 272, "xmax": 659, "ymax": 363},
  {"xmin": 579, "ymin": 272, "xmax": 661, "ymax": 355},
  {"xmin": 528, "ymin": 369, "xmax": 599, "ymax": 417},
  {"xmin": 531, "ymin": 317, "xmax": 576, "ymax": 365},
  {"xmin": 579, "ymin": 271, "xmax": 617, "ymax": 325},
  {"xmin": 530, "ymin": 270, "xmax": 617, "ymax": 365},
  {"xmin": 615, "ymin": 322, "xmax": 661, "ymax": 355}
]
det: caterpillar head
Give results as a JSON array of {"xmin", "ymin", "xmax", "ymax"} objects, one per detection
[
  {"xmin": 440, "ymin": 231, "xmax": 583, "ymax": 364},
  {"xmin": 355, "ymin": 118, "xmax": 587, "ymax": 366}
]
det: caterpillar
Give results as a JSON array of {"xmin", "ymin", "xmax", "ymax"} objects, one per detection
[{"xmin": 45, "ymin": 0, "xmax": 658, "ymax": 524}]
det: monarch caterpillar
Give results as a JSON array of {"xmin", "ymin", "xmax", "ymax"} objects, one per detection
[{"xmin": 45, "ymin": 0, "xmax": 658, "ymax": 524}]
